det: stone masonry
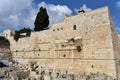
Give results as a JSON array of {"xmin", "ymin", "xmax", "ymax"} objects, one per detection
[{"xmin": 3, "ymin": 6, "xmax": 120, "ymax": 79}]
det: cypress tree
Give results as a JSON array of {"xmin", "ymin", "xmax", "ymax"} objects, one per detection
[{"xmin": 34, "ymin": 7, "xmax": 49, "ymax": 31}]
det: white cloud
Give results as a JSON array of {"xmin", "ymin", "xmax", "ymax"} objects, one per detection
[
  {"xmin": 74, "ymin": 8, "xmax": 79, "ymax": 13},
  {"xmin": 82, "ymin": 4, "xmax": 92, "ymax": 12},
  {"xmin": 0, "ymin": 1, "xmax": 72, "ymax": 31},
  {"xmin": 37, "ymin": 2, "xmax": 72, "ymax": 26},
  {"xmin": 0, "ymin": 0, "xmax": 34, "ymax": 30},
  {"xmin": 74, "ymin": 4, "xmax": 92, "ymax": 13},
  {"xmin": 116, "ymin": 1, "xmax": 120, "ymax": 7}
]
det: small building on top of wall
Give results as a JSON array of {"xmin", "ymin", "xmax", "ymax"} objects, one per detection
[{"xmin": 2, "ymin": 30, "xmax": 15, "ymax": 39}]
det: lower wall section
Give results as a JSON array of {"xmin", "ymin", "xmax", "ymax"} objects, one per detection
[{"xmin": 13, "ymin": 58, "xmax": 117, "ymax": 78}]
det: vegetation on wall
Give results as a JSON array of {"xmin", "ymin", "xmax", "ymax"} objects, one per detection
[
  {"xmin": 0, "ymin": 36, "xmax": 10, "ymax": 47},
  {"xmin": 14, "ymin": 28, "xmax": 32, "ymax": 41},
  {"xmin": 34, "ymin": 6, "xmax": 49, "ymax": 31},
  {"xmin": 76, "ymin": 45, "xmax": 82, "ymax": 52},
  {"xmin": 14, "ymin": 7, "xmax": 49, "ymax": 41}
]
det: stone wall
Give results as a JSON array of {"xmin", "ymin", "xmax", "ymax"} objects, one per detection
[
  {"xmin": 109, "ymin": 12, "xmax": 120, "ymax": 79},
  {"xmin": 5, "ymin": 6, "xmax": 120, "ymax": 79}
]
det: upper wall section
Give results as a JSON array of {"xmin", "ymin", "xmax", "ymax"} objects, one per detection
[
  {"xmin": 50, "ymin": 6, "xmax": 111, "ymax": 40},
  {"xmin": 9, "ymin": 6, "xmax": 114, "ymax": 59}
]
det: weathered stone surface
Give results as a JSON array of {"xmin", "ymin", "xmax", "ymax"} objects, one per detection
[{"xmin": 2, "ymin": 6, "xmax": 120, "ymax": 79}]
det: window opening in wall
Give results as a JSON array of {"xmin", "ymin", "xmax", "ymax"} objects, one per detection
[
  {"xmin": 16, "ymin": 50, "xmax": 18, "ymax": 52},
  {"xmin": 61, "ymin": 44, "xmax": 64, "ymax": 47},
  {"xmin": 39, "ymin": 49, "xmax": 41, "ymax": 51},
  {"xmin": 57, "ymin": 28, "xmax": 59, "ymax": 31},
  {"xmin": 61, "ymin": 28, "xmax": 63, "ymax": 30},
  {"xmin": 53, "ymin": 29, "xmax": 55, "ymax": 31},
  {"xmin": 91, "ymin": 65, "xmax": 94, "ymax": 68},
  {"xmin": 63, "ymin": 54, "xmax": 66, "ymax": 58},
  {"xmin": 73, "ymin": 25, "xmax": 76, "ymax": 30},
  {"xmin": 49, "ymin": 72, "xmax": 52, "ymax": 76},
  {"xmin": 66, "ymin": 70, "xmax": 68, "ymax": 74}
]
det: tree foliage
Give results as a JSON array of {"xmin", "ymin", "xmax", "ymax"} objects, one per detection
[
  {"xmin": 34, "ymin": 6, "xmax": 49, "ymax": 31},
  {"xmin": 14, "ymin": 28, "xmax": 32, "ymax": 41},
  {"xmin": 0, "ymin": 36, "xmax": 10, "ymax": 46}
]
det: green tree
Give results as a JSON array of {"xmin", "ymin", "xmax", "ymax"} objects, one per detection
[
  {"xmin": 0, "ymin": 36, "xmax": 10, "ymax": 46},
  {"xmin": 14, "ymin": 28, "xmax": 32, "ymax": 41},
  {"xmin": 34, "ymin": 6, "xmax": 49, "ymax": 31},
  {"xmin": 14, "ymin": 31, "xmax": 20, "ymax": 41}
]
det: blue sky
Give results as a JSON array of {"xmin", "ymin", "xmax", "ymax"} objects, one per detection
[{"xmin": 0, "ymin": 0, "xmax": 120, "ymax": 33}]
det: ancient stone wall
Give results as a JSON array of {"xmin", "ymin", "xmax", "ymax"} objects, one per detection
[
  {"xmin": 109, "ymin": 13, "xmax": 120, "ymax": 79},
  {"xmin": 6, "ymin": 6, "xmax": 120, "ymax": 79}
]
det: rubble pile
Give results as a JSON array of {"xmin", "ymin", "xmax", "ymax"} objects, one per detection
[{"xmin": 0, "ymin": 62, "xmax": 118, "ymax": 80}]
